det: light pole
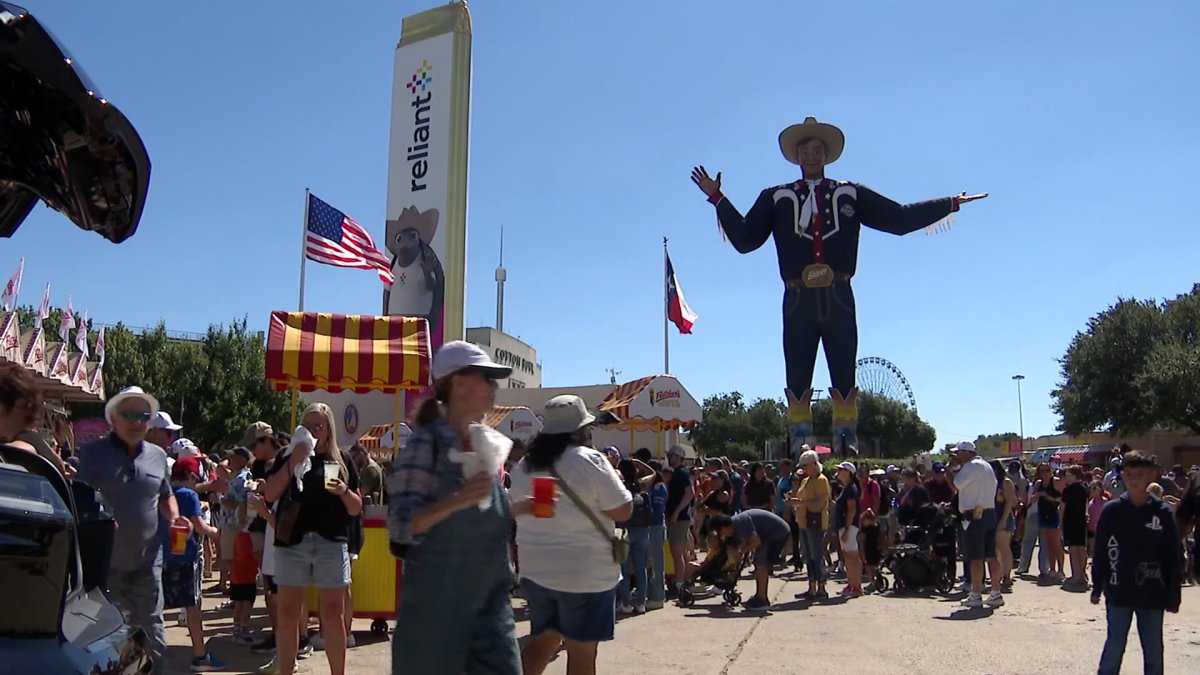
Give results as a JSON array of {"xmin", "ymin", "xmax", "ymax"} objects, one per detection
[{"xmin": 1012, "ymin": 375, "xmax": 1025, "ymax": 449}]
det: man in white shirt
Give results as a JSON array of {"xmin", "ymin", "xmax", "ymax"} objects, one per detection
[{"xmin": 952, "ymin": 441, "xmax": 1004, "ymax": 608}]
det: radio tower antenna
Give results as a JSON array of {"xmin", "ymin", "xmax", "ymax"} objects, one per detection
[{"xmin": 605, "ymin": 368, "xmax": 622, "ymax": 385}]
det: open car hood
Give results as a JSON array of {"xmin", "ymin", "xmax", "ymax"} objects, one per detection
[{"xmin": 0, "ymin": 2, "xmax": 150, "ymax": 243}]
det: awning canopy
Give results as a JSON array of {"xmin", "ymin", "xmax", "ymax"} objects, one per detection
[
  {"xmin": 356, "ymin": 422, "xmax": 413, "ymax": 461},
  {"xmin": 482, "ymin": 405, "xmax": 543, "ymax": 442},
  {"xmin": 597, "ymin": 374, "xmax": 702, "ymax": 432},
  {"xmin": 265, "ymin": 311, "xmax": 431, "ymax": 393},
  {"xmin": 0, "ymin": 312, "xmax": 20, "ymax": 364}
]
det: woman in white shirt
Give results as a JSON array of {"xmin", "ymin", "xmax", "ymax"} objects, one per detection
[{"xmin": 511, "ymin": 395, "xmax": 633, "ymax": 675}]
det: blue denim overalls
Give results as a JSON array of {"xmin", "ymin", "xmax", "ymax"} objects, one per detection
[{"xmin": 391, "ymin": 440, "xmax": 520, "ymax": 674}]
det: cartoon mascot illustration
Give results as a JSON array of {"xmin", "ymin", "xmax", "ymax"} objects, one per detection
[
  {"xmin": 383, "ymin": 205, "xmax": 445, "ymax": 329},
  {"xmin": 691, "ymin": 117, "xmax": 986, "ymax": 457}
]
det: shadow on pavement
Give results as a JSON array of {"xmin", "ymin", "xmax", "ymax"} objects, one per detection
[{"xmin": 935, "ymin": 607, "xmax": 995, "ymax": 621}]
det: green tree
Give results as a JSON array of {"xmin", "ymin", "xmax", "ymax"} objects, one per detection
[
  {"xmin": 688, "ymin": 392, "xmax": 770, "ymax": 461},
  {"xmin": 13, "ymin": 307, "xmax": 291, "ymax": 448},
  {"xmin": 1053, "ymin": 285, "xmax": 1200, "ymax": 435},
  {"xmin": 813, "ymin": 391, "xmax": 937, "ymax": 458}
]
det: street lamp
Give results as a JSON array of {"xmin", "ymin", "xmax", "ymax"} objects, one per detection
[{"xmin": 1012, "ymin": 375, "xmax": 1025, "ymax": 449}]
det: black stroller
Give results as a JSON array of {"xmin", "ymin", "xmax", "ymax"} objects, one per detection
[
  {"xmin": 677, "ymin": 538, "xmax": 747, "ymax": 608},
  {"xmin": 882, "ymin": 504, "xmax": 957, "ymax": 594}
]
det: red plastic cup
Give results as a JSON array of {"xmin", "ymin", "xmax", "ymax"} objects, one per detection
[
  {"xmin": 531, "ymin": 477, "xmax": 557, "ymax": 518},
  {"xmin": 169, "ymin": 524, "xmax": 189, "ymax": 555}
]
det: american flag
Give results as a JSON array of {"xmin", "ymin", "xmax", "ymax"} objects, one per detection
[{"xmin": 305, "ymin": 193, "xmax": 394, "ymax": 285}]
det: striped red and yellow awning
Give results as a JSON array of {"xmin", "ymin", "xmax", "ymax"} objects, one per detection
[
  {"xmin": 357, "ymin": 423, "xmax": 395, "ymax": 450},
  {"xmin": 265, "ymin": 311, "xmax": 431, "ymax": 393},
  {"xmin": 598, "ymin": 374, "xmax": 702, "ymax": 431}
]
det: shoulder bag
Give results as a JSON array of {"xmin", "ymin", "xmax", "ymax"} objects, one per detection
[{"xmin": 550, "ymin": 465, "xmax": 629, "ymax": 564}]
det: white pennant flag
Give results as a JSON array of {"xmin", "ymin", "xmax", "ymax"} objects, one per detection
[
  {"xmin": 35, "ymin": 282, "xmax": 51, "ymax": 328},
  {"xmin": 96, "ymin": 325, "xmax": 107, "ymax": 365},
  {"xmin": 75, "ymin": 310, "xmax": 90, "ymax": 358},
  {"xmin": 59, "ymin": 297, "xmax": 76, "ymax": 342},
  {"xmin": 1, "ymin": 258, "xmax": 23, "ymax": 312}
]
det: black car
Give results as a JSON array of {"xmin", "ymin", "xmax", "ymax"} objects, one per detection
[{"xmin": 0, "ymin": 2, "xmax": 150, "ymax": 242}]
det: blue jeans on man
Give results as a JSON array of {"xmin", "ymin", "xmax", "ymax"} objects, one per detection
[
  {"xmin": 646, "ymin": 524, "xmax": 666, "ymax": 604},
  {"xmin": 1097, "ymin": 605, "xmax": 1164, "ymax": 675}
]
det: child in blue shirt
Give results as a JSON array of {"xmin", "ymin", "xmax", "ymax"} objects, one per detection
[{"xmin": 162, "ymin": 456, "xmax": 224, "ymax": 671}]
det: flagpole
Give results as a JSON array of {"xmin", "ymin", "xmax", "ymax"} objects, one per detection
[
  {"xmin": 293, "ymin": 188, "xmax": 310, "ymax": 430},
  {"xmin": 298, "ymin": 188, "xmax": 310, "ymax": 313},
  {"xmin": 663, "ymin": 237, "xmax": 669, "ymax": 376}
]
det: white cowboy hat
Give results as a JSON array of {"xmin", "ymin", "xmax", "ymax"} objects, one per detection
[
  {"xmin": 778, "ymin": 116, "xmax": 845, "ymax": 166},
  {"xmin": 104, "ymin": 386, "xmax": 160, "ymax": 425}
]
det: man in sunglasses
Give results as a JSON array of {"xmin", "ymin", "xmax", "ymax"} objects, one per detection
[{"xmin": 76, "ymin": 386, "xmax": 189, "ymax": 675}]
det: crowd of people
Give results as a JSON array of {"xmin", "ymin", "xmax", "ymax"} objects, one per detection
[{"xmin": 4, "ymin": 350, "xmax": 1200, "ymax": 675}]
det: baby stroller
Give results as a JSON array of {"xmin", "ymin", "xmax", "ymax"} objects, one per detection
[
  {"xmin": 677, "ymin": 539, "xmax": 746, "ymax": 608},
  {"xmin": 883, "ymin": 504, "xmax": 957, "ymax": 595}
]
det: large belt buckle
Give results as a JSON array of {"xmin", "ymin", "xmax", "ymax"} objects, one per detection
[{"xmin": 801, "ymin": 263, "xmax": 834, "ymax": 288}]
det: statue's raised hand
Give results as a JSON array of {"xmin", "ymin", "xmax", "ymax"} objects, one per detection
[{"xmin": 690, "ymin": 166, "xmax": 722, "ymax": 198}]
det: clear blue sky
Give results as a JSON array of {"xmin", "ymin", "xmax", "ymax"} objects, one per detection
[{"xmin": 7, "ymin": 1, "xmax": 1198, "ymax": 449}]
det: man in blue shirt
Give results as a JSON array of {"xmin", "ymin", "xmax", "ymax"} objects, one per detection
[
  {"xmin": 76, "ymin": 387, "xmax": 190, "ymax": 675},
  {"xmin": 710, "ymin": 509, "xmax": 791, "ymax": 609}
]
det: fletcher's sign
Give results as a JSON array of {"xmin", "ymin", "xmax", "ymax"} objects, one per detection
[{"xmin": 649, "ymin": 387, "xmax": 681, "ymax": 408}]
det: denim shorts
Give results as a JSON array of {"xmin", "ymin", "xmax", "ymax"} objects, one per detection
[
  {"xmin": 273, "ymin": 532, "xmax": 350, "ymax": 589},
  {"xmin": 520, "ymin": 578, "xmax": 615, "ymax": 643}
]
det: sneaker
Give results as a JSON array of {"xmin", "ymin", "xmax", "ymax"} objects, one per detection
[
  {"xmin": 177, "ymin": 611, "xmax": 188, "ymax": 627},
  {"xmin": 958, "ymin": 580, "xmax": 971, "ymax": 593},
  {"xmin": 256, "ymin": 656, "xmax": 299, "ymax": 675},
  {"xmin": 190, "ymin": 653, "xmax": 226, "ymax": 672},
  {"xmin": 635, "ymin": 603, "xmax": 646, "ymax": 614},
  {"xmin": 251, "ymin": 635, "xmax": 276, "ymax": 654},
  {"xmin": 346, "ymin": 633, "xmax": 356, "ymax": 648},
  {"xmin": 985, "ymin": 592, "xmax": 1005, "ymax": 608},
  {"xmin": 233, "ymin": 627, "xmax": 256, "ymax": 645},
  {"xmin": 742, "ymin": 596, "xmax": 771, "ymax": 610},
  {"xmin": 617, "ymin": 602, "xmax": 635, "ymax": 615},
  {"xmin": 960, "ymin": 593, "xmax": 983, "ymax": 608},
  {"xmin": 309, "ymin": 633, "xmax": 324, "ymax": 651},
  {"xmin": 645, "ymin": 600, "xmax": 665, "ymax": 610},
  {"xmin": 1001, "ymin": 578, "xmax": 1014, "ymax": 593},
  {"xmin": 297, "ymin": 638, "xmax": 313, "ymax": 658}
]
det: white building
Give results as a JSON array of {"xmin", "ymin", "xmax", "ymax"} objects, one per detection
[{"xmin": 465, "ymin": 326, "xmax": 541, "ymax": 389}]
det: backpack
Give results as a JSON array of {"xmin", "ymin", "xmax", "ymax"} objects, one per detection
[{"xmin": 625, "ymin": 486, "xmax": 653, "ymax": 529}]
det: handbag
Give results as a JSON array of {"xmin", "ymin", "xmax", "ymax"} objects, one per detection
[
  {"xmin": 272, "ymin": 486, "xmax": 301, "ymax": 548},
  {"xmin": 550, "ymin": 466, "xmax": 629, "ymax": 564}
]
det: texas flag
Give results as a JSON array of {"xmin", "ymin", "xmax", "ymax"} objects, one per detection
[{"xmin": 666, "ymin": 253, "xmax": 698, "ymax": 334}]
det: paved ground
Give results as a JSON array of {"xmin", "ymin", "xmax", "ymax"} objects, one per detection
[{"xmin": 166, "ymin": 572, "xmax": 1200, "ymax": 674}]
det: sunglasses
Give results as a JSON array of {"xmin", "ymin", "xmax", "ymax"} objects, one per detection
[
  {"xmin": 118, "ymin": 411, "xmax": 153, "ymax": 423},
  {"xmin": 460, "ymin": 367, "xmax": 502, "ymax": 382}
]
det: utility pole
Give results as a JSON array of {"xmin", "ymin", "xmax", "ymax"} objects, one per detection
[{"xmin": 1012, "ymin": 374, "xmax": 1026, "ymax": 450}]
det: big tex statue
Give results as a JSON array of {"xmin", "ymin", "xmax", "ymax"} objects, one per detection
[{"xmin": 691, "ymin": 117, "xmax": 986, "ymax": 457}]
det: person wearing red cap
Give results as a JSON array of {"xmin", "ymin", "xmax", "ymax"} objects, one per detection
[{"xmin": 163, "ymin": 456, "xmax": 224, "ymax": 670}]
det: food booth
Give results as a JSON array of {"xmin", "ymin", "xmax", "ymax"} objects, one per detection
[
  {"xmin": 264, "ymin": 310, "xmax": 431, "ymax": 634},
  {"xmin": 356, "ymin": 422, "xmax": 413, "ymax": 462}
]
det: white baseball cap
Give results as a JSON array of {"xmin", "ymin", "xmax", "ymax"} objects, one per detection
[
  {"xmin": 541, "ymin": 395, "xmax": 596, "ymax": 434},
  {"xmin": 149, "ymin": 411, "xmax": 183, "ymax": 431},
  {"xmin": 956, "ymin": 440, "xmax": 978, "ymax": 454},
  {"xmin": 170, "ymin": 438, "xmax": 201, "ymax": 458},
  {"xmin": 431, "ymin": 340, "xmax": 512, "ymax": 381}
]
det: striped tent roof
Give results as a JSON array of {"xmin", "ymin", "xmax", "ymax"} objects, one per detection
[
  {"xmin": 482, "ymin": 405, "xmax": 523, "ymax": 429},
  {"xmin": 357, "ymin": 423, "xmax": 395, "ymax": 450},
  {"xmin": 264, "ymin": 311, "xmax": 431, "ymax": 393},
  {"xmin": 597, "ymin": 374, "xmax": 702, "ymax": 431},
  {"xmin": 0, "ymin": 312, "xmax": 20, "ymax": 364}
]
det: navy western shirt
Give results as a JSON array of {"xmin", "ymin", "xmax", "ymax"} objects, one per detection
[
  {"xmin": 714, "ymin": 180, "xmax": 955, "ymax": 281},
  {"xmin": 76, "ymin": 433, "xmax": 172, "ymax": 571}
]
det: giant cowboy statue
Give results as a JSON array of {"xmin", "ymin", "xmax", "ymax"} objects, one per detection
[{"xmin": 690, "ymin": 117, "xmax": 986, "ymax": 457}]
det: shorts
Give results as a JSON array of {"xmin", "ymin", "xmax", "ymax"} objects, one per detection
[
  {"xmin": 961, "ymin": 509, "xmax": 998, "ymax": 562},
  {"xmin": 231, "ymin": 532, "xmax": 260, "ymax": 586},
  {"xmin": 1038, "ymin": 510, "xmax": 1061, "ymax": 530},
  {"xmin": 1063, "ymin": 518, "xmax": 1088, "ymax": 547},
  {"xmin": 163, "ymin": 558, "xmax": 201, "ymax": 610},
  {"xmin": 839, "ymin": 526, "xmax": 860, "ymax": 553},
  {"xmin": 273, "ymin": 532, "xmax": 351, "ymax": 589},
  {"xmin": 229, "ymin": 582, "xmax": 257, "ymax": 603},
  {"xmin": 219, "ymin": 525, "xmax": 238, "ymax": 561},
  {"xmin": 520, "ymin": 578, "xmax": 615, "ymax": 643},
  {"xmin": 666, "ymin": 520, "xmax": 691, "ymax": 547},
  {"xmin": 754, "ymin": 535, "xmax": 788, "ymax": 567}
]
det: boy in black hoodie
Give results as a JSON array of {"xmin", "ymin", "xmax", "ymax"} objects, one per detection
[{"xmin": 1091, "ymin": 450, "xmax": 1182, "ymax": 675}]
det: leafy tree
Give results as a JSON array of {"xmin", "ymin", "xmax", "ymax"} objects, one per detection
[
  {"xmin": 13, "ymin": 306, "xmax": 291, "ymax": 448},
  {"xmin": 1053, "ymin": 285, "xmax": 1200, "ymax": 435},
  {"xmin": 691, "ymin": 390, "xmax": 936, "ymax": 460}
]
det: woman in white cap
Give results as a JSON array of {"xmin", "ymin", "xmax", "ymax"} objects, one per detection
[
  {"xmin": 512, "ymin": 394, "xmax": 633, "ymax": 675},
  {"xmin": 833, "ymin": 461, "xmax": 864, "ymax": 596},
  {"xmin": 388, "ymin": 341, "xmax": 530, "ymax": 675}
]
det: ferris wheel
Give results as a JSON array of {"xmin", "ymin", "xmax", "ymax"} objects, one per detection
[{"xmin": 855, "ymin": 357, "xmax": 918, "ymax": 411}]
